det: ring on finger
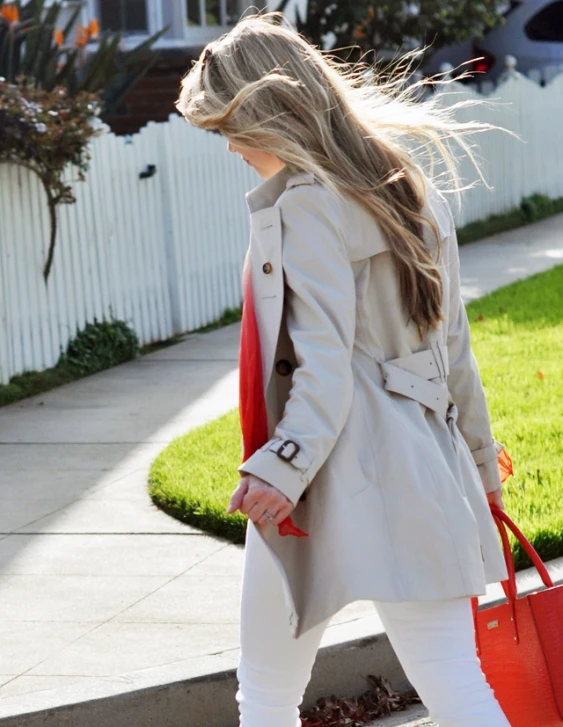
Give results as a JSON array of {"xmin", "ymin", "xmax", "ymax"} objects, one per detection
[{"xmin": 263, "ymin": 511, "xmax": 276, "ymax": 524}]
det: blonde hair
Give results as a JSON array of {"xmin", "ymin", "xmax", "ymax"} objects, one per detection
[{"xmin": 177, "ymin": 13, "xmax": 492, "ymax": 335}]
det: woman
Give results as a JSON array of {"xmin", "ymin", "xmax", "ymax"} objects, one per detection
[{"xmin": 177, "ymin": 14, "xmax": 510, "ymax": 727}]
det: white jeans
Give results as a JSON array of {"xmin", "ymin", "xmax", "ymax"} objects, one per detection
[{"xmin": 236, "ymin": 523, "xmax": 511, "ymax": 727}]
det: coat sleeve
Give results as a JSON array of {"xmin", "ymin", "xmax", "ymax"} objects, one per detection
[
  {"xmin": 443, "ymin": 202, "xmax": 503, "ymax": 494},
  {"xmin": 238, "ymin": 184, "xmax": 356, "ymax": 506}
]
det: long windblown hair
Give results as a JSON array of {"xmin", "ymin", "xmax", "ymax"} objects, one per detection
[{"xmin": 177, "ymin": 13, "xmax": 492, "ymax": 335}]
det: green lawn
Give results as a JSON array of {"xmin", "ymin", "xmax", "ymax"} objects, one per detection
[
  {"xmin": 467, "ymin": 265, "xmax": 563, "ymax": 568},
  {"xmin": 149, "ymin": 265, "xmax": 563, "ymax": 567}
]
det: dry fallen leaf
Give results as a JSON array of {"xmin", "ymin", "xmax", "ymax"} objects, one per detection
[
  {"xmin": 300, "ymin": 675, "xmax": 420, "ymax": 726},
  {"xmin": 477, "ymin": 314, "xmax": 484, "ymax": 322}
]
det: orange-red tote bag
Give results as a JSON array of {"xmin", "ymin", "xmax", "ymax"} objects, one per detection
[{"xmin": 473, "ymin": 506, "xmax": 563, "ymax": 726}]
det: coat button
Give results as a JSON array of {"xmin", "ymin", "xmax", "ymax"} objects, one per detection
[
  {"xmin": 276, "ymin": 359, "xmax": 293, "ymax": 376},
  {"xmin": 262, "ymin": 262, "xmax": 272, "ymax": 274}
]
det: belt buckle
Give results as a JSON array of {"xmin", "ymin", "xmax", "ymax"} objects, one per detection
[{"xmin": 274, "ymin": 439, "xmax": 301, "ymax": 463}]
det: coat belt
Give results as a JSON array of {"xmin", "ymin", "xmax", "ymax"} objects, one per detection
[{"xmin": 379, "ymin": 342, "xmax": 450, "ymax": 417}]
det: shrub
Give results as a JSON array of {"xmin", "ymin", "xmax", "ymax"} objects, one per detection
[
  {"xmin": 520, "ymin": 193, "xmax": 555, "ymax": 223},
  {"xmin": 59, "ymin": 318, "xmax": 139, "ymax": 376}
]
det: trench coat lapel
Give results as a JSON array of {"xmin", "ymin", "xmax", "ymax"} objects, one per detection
[{"xmin": 248, "ymin": 207, "xmax": 284, "ymax": 394}]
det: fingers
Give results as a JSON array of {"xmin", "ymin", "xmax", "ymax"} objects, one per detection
[
  {"xmin": 487, "ymin": 488, "xmax": 505, "ymax": 512},
  {"xmin": 248, "ymin": 503, "xmax": 280, "ymax": 527},
  {"xmin": 268, "ymin": 503, "xmax": 293, "ymax": 526},
  {"xmin": 243, "ymin": 481, "xmax": 294, "ymax": 525},
  {"xmin": 227, "ymin": 477, "xmax": 275, "ymax": 517},
  {"xmin": 241, "ymin": 488, "xmax": 278, "ymax": 518},
  {"xmin": 228, "ymin": 475, "xmax": 295, "ymax": 525},
  {"xmin": 226, "ymin": 479, "xmax": 249, "ymax": 514},
  {"xmin": 239, "ymin": 487, "xmax": 263, "ymax": 516},
  {"xmin": 239, "ymin": 479, "xmax": 272, "ymax": 515},
  {"xmin": 248, "ymin": 502, "xmax": 293, "ymax": 527}
]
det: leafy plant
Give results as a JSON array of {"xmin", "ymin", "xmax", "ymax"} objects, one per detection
[
  {"xmin": 59, "ymin": 318, "xmax": 140, "ymax": 376},
  {"xmin": 0, "ymin": 0, "xmax": 166, "ymax": 279},
  {"xmin": 0, "ymin": 0, "xmax": 166, "ymax": 113},
  {"xmin": 276, "ymin": 0, "xmax": 506, "ymax": 63},
  {"xmin": 0, "ymin": 79, "xmax": 101, "ymax": 279},
  {"xmin": 520, "ymin": 193, "xmax": 556, "ymax": 224}
]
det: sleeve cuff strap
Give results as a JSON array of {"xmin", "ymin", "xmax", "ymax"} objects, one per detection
[
  {"xmin": 471, "ymin": 441, "xmax": 498, "ymax": 466},
  {"xmin": 238, "ymin": 449, "xmax": 308, "ymax": 506},
  {"xmin": 477, "ymin": 458, "xmax": 503, "ymax": 494},
  {"xmin": 259, "ymin": 437, "xmax": 313, "ymax": 471}
]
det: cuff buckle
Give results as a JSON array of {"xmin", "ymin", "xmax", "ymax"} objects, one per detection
[{"xmin": 274, "ymin": 439, "xmax": 301, "ymax": 463}]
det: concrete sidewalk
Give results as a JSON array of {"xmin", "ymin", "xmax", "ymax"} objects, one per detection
[{"xmin": 0, "ymin": 214, "xmax": 561, "ymax": 726}]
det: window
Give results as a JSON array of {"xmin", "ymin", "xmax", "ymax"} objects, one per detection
[
  {"xmin": 187, "ymin": 0, "xmax": 244, "ymax": 28},
  {"xmin": 90, "ymin": 0, "xmax": 252, "ymax": 43},
  {"xmin": 525, "ymin": 1, "xmax": 563, "ymax": 41},
  {"xmin": 99, "ymin": 0, "xmax": 149, "ymax": 34}
]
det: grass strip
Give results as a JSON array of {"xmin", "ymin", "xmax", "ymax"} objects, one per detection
[
  {"xmin": 0, "ymin": 319, "xmax": 140, "ymax": 408},
  {"xmin": 149, "ymin": 265, "xmax": 563, "ymax": 569},
  {"xmin": 0, "ymin": 363, "xmax": 79, "ymax": 407},
  {"xmin": 0, "ymin": 322, "xmax": 240, "ymax": 409},
  {"xmin": 150, "ymin": 409, "xmax": 245, "ymax": 543},
  {"xmin": 457, "ymin": 194, "xmax": 563, "ymax": 245}
]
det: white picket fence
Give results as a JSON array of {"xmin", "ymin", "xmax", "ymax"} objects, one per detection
[
  {"xmin": 0, "ymin": 117, "xmax": 257, "ymax": 384},
  {"xmin": 451, "ymin": 71, "xmax": 563, "ymax": 226},
  {"xmin": 1, "ymin": 70, "xmax": 563, "ymax": 384}
]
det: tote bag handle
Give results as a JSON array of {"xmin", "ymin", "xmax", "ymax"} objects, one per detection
[
  {"xmin": 474, "ymin": 506, "xmax": 554, "ymax": 649},
  {"xmin": 490, "ymin": 505, "xmax": 554, "ymax": 598}
]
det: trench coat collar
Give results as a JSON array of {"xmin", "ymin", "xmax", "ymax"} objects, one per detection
[{"xmin": 246, "ymin": 166, "xmax": 315, "ymax": 214}]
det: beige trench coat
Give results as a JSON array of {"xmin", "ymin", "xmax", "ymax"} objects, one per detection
[{"xmin": 239, "ymin": 166, "xmax": 508, "ymax": 639}]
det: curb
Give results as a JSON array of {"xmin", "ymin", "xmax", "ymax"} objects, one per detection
[
  {"xmin": 2, "ymin": 557, "xmax": 562, "ymax": 727},
  {"xmin": 0, "ymin": 623, "xmax": 409, "ymax": 727},
  {"xmin": 366, "ymin": 704, "xmax": 432, "ymax": 726}
]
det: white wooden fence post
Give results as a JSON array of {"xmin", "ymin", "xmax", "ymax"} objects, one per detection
[{"xmin": 157, "ymin": 122, "xmax": 184, "ymax": 336}]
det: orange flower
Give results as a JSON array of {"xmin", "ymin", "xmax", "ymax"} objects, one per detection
[
  {"xmin": 0, "ymin": 4, "xmax": 19, "ymax": 24},
  {"xmin": 537, "ymin": 370, "xmax": 545, "ymax": 379},
  {"xmin": 498, "ymin": 449, "xmax": 514, "ymax": 484},
  {"xmin": 54, "ymin": 28, "xmax": 64, "ymax": 46},
  {"xmin": 89, "ymin": 18, "xmax": 100, "ymax": 38},
  {"xmin": 75, "ymin": 25, "xmax": 90, "ymax": 48}
]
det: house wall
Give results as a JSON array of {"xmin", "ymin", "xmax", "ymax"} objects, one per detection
[
  {"xmin": 103, "ymin": 49, "xmax": 195, "ymax": 136},
  {"xmin": 101, "ymin": 2, "xmax": 278, "ymax": 135}
]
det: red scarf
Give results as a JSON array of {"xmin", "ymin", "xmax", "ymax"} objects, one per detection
[{"xmin": 239, "ymin": 260, "xmax": 308, "ymax": 538}]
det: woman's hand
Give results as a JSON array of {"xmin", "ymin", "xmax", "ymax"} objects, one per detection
[
  {"xmin": 487, "ymin": 487, "xmax": 505, "ymax": 511},
  {"xmin": 227, "ymin": 474, "xmax": 295, "ymax": 526}
]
